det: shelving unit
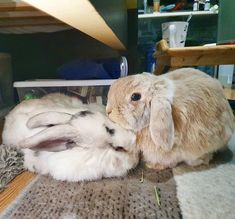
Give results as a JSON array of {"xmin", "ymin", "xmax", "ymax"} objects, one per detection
[
  {"xmin": 138, "ymin": 10, "xmax": 218, "ymax": 19},
  {"xmin": 137, "ymin": 9, "xmax": 219, "ymax": 72}
]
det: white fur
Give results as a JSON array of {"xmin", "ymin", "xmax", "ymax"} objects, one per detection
[
  {"xmin": 2, "ymin": 93, "xmax": 103, "ymax": 148},
  {"xmin": 23, "ymin": 146, "xmax": 138, "ymax": 182},
  {"xmin": 2, "ymin": 93, "xmax": 139, "ymax": 181}
]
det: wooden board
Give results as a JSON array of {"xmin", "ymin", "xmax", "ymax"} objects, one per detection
[
  {"xmin": 223, "ymin": 88, "xmax": 235, "ymax": 100},
  {"xmin": 0, "ymin": 2, "xmax": 66, "ymax": 29},
  {"xmin": 23, "ymin": 0, "xmax": 125, "ymax": 50},
  {"xmin": 0, "ymin": 2, "xmax": 34, "ymax": 12},
  {"xmin": 154, "ymin": 40, "xmax": 235, "ymax": 74},
  {"xmin": 0, "ymin": 171, "xmax": 37, "ymax": 213}
]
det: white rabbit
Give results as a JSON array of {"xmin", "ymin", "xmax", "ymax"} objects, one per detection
[
  {"xmin": 106, "ymin": 68, "xmax": 235, "ymax": 169},
  {"xmin": 2, "ymin": 93, "xmax": 139, "ymax": 181},
  {"xmin": 2, "ymin": 93, "xmax": 104, "ymax": 149}
]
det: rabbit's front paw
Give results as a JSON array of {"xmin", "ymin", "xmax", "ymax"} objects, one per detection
[
  {"xmin": 186, "ymin": 153, "xmax": 213, "ymax": 167},
  {"xmin": 145, "ymin": 162, "xmax": 168, "ymax": 170}
]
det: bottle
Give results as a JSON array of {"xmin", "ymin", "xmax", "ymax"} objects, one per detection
[
  {"xmin": 153, "ymin": 0, "xmax": 160, "ymax": 12},
  {"xmin": 193, "ymin": 0, "xmax": 199, "ymax": 11},
  {"xmin": 143, "ymin": 0, "xmax": 147, "ymax": 14},
  {"xmin": 204, "ymin": 0, "xmax": 210, "ymax": 11}
]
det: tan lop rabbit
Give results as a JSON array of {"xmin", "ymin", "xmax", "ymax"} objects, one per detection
[{"xmin": 106, "ymin": 68, "xmax": 235, "ymax": 169}]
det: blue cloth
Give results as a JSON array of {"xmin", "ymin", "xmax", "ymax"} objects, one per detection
[
  {"xmin": 146, "ymin": 46, "xmax": 156, "ymax": 73},
  {"xmin": 57, "ymin": 58, "xmax": 121, "ymax": 80}
]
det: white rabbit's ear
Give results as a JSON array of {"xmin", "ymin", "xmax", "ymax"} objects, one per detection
[
  {"xmin": 149, "ymin": 97, "xmax": 174, "ymax": 151},
  {"xmin": 27, "ymin": 111, "xmax": 72, "ymax": 128},
  {"xmin": 20, "ymin": 124, "xmax": 78, "ymax": 151}
]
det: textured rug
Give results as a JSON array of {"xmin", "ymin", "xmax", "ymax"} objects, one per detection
[
  {"xmin": 0, "ymin": 167, "xmax": 181, "ymax": 219},
  {"xmin": 0, "ymin": 145, "xmax": 24, "ymax": 192}
]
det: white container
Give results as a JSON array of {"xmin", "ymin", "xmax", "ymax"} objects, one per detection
[
  {"xmin": 193, "ymin": 0, "xmax": 199, "ymax": 11},
  {"xmin": 162, "ymin": 21, "xmax": 189, "ymax": 48},
  {"xmin": 218, "ymin": 65, "xmax": 234, "ymax": 88},
  {"xmin": 14, "ymin": 79, "xmax": 116, "ymax": 105},
  {"xmin": 204, "ymin": 0, "xmax": 210, "ymax": 11}
]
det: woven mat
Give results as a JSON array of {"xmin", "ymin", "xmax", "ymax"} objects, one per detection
[
  {"xmin": 0, "ymin": 145, "xmax": 24, "ymax": 192},
  {"xmin": 1, "ymin": 167, "xmax": 181, "ymax": 219}
]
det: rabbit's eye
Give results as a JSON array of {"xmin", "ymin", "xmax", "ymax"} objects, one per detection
[{"xmin": 131, "ymin": 93, "xmax": 141, "ymax": 101}]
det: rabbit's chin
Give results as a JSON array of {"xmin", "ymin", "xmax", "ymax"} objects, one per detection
[{"xmin": 108, "ymin": 113, "xmax": 137, "ymax": 132}]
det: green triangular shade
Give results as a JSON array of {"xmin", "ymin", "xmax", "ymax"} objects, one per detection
[{"xmin": 217, "ymin": 0, "xmax": 235, "ymax": 44}]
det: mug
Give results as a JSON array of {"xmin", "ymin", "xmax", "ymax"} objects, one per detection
[{"xmin": 162, "ymin": 21, "xmax": 189, "ymax": 48}]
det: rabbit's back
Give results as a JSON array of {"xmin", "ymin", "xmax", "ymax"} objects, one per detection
[{"xmin": 167, "ymin": 68, "xmax": 234, "ymax": 154}]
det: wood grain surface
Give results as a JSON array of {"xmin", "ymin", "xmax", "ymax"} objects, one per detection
[{"xmin": 0, "ymin": 171, "xmax": 36, "ymax": 213}]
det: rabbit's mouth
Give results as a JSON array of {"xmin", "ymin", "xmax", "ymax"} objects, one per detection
[
  {"xmin": 115, "ymin": 146, "xmax": 127, "ymax": 152},
  {"xmin": 109, "ymin": 143, "xmax": 127, "ymax": 152}
]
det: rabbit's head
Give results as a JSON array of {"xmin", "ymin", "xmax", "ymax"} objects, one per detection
[
  {"xmin": 106, "ymin": 73, "xmax": 175, "ymax": 151},
  {"xmin": 20, "ymin": 110, "xmax": 136, "ymax": 153}
]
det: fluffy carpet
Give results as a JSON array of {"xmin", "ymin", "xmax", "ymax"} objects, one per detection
[
  {"xmin": 174, "ymin": 137, "xmax": 235, "ymax": 219},
  {"xmin": 0, "ymin": 145, "xmax": 24, "ymax": 192},
  {"xmin": 175, "ymin": 164, "xmax": 235, "ymax": 219}
]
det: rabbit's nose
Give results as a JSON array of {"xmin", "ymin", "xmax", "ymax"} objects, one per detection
[
  {"xmin": 107, "ymin": 109, "xmax": 112, "ymax": 115},
  {"xmin": 106, "ymin": 106, "xmax": 112, "ymax": 115}
]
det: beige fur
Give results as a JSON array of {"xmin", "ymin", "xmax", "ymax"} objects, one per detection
[{"xmin": 106, "ymin": 68, "xmax": 235, "ymax": 169}]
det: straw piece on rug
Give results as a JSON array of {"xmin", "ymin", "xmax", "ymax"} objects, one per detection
[
  {"xmin": 0, "ymin": 145, "xmax": 24, "ymax": 192},
  {"xmin": 1, "ymin": 167, "xmax": 181, "ymax": 219}
]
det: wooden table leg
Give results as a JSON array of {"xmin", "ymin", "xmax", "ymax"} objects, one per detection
[{"xmin": 154, "ymin": 64, "xmax": 166, "ymax": 75}]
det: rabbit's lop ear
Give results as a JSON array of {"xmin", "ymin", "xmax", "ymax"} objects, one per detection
[
  {"xmin": 27, "ymin": 111, "xmax": 72, "ymax": 129},
  {"xmin": 149, "ymin": 97, "xmax": 175, "ymax": 152},
  {"xmin": 20, "ymin": 124, "xmax": 78, "ymax": 151}
]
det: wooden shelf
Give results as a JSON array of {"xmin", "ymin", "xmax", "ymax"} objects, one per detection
[
  {"xmin": 0, "ymin": 2, "xmax": 65, "ymax": 28},
  {"xmin": 138, "ymin": 10, "xmax": 218, "ymax": 19},
  {"xmin": 0, "ymin": 2, "xmax": 35, "ymax": 12},
  {"xmin": 223, "ymin": 88, "xmax": 235, "ymax": 101},
  {"xmin": 0, "ymin": 0, "xmax": 126, "ymax": 50}
]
